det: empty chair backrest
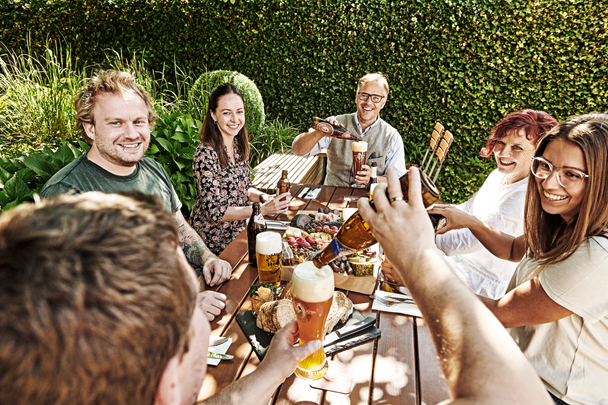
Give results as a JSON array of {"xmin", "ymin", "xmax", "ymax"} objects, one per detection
[{"xmin": 434, "ymin": 122, "xmax": 445, "ymax": 135}]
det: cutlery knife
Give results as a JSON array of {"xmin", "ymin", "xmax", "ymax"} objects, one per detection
[{"xmin": 323, "ymin": 316, "xmax": 375, "ymax": 347}]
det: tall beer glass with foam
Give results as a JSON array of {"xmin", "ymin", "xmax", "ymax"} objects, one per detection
[
  {"xmin": 256, "ymin": 231, "xmax": 282, "ymax": 287},
  {"xmin": 291, "ymin": 261, "xmax": 334, "ymax": 380},
  {"xmin": 351, "ymin": 141, "xmax": 368, "ymax": 188}
]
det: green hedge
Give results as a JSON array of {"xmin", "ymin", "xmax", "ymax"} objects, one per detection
[{"xmin": 1, "ymin": 0, "xmax": 606, "ymax": 202}]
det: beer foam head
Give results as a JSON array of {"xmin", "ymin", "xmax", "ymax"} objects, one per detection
[
  {"xmin": 256, "ymin": 231, "xmax": 282, "ymax": 254},
  {"xmin": 292, "ymin": 261, "xmax": 334, "ymax": 302},
  {"xmin": 352, "ymin": 141, "xmax": 367, "ymax": 152}
]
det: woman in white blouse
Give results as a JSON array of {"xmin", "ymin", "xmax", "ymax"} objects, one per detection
[{"xmin": 430, "ymin": 110, "xmax": 557, "ymax": 299}]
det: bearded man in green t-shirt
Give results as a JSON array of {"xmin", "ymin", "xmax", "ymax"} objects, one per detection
[{"xmin": 41, "ymin": 70, "xmax": 230, "ymax": 320}]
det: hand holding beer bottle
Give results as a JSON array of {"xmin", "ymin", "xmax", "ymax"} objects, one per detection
[{"xmin": 312, "ymin": 117, "xmax": 362, "ymax": 142}]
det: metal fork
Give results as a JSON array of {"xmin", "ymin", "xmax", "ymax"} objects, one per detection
[
  {"xmin": 209, "ymin": 336, "xmax": 229, "ymax": 347},
  {"xmin": 375, "ymin": 295, "xmax": 416, "ymax": 307}
]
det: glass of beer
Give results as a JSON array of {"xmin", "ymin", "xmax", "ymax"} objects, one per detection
[
  {"xmin": 256, "ymin": 231, "xmax": 282, "ymax": 287},
  {"xmin": 351, "ymin": 141, "xmax": 368, "ymax": 188},
  {"xmin": 291, "ymin": 261, "xmax": 334, "ymax": 380}
]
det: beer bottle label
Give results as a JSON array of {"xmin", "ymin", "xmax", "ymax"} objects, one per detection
[
  {"xmin": 254, "ymin": 213, "xmax": 265, "ymax": 224},
  {"xmin": 369, "ymin": 183, "xmax": 379, "ymax": 200},
  {"xmin": 327, "ymin": 238, "xmax": 357, "ymax": 258},
  {"xmin": 316, "ymin": 121, "xmax": 334, "ymax": 135}
]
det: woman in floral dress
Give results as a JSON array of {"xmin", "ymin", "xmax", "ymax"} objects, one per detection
[{"xmin": 190, "ymin": 83, "xmax": 290, "ymax": 255}]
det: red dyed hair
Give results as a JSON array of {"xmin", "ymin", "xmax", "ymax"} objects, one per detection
[{"xmin": 480, "ymin": 109, "xmax": 558, "ymax": 157}]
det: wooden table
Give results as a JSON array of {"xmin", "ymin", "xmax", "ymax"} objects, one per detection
[{"xmin": 197, "ymin": 184, "xmax": 450, "ymax": 405}]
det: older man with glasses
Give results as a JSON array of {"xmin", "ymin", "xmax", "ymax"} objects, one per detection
[{"xmin": 292, "ymin": 72, "xmax": 406, "ymax": 187}]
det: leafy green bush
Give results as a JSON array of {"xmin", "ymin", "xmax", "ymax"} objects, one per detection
[
  {"xmin": 146, "ymin": 112, "xmax": 201, "ymax": 215},
  {"xmin": 188, "ymin": 70, "xmax": 265, "ymax": 138},
  {"xmin": 0, "ymin": 141, "xmax": 89, "ymax": 211}
]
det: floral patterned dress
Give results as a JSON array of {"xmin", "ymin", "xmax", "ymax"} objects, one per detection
[{"xmin": 190, "ymin": 142, "xmax": 253, "ymax": 256}]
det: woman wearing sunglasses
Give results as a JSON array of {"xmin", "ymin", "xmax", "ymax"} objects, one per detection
[{"xmin": 429, "ymin": 113, "xmax": 608, "ymax": 405}]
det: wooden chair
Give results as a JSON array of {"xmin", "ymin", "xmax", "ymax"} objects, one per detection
[
  {"xmin": 421, "ymin": 122, "xmax": 445, "ymax": 172},
  {"xmin": 427, "ymin": 130, "xmax": 454, "ymax": 182}
]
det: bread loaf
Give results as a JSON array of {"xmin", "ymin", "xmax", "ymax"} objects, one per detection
[{"xmin": 256, "ymin": 292, "xmax": 354, "ymax": 335}]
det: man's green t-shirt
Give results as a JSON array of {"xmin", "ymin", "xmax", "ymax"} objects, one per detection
[{"xmin": 40, "ymin": 155, "xmax": 181, "ymax": 214}]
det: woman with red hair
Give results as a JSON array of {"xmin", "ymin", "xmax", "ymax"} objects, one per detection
[{"xmin": 430, "ymin": 110, "xmax": 557, "ymax": 299}]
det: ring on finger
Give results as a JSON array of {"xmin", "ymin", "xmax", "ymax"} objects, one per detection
[{"xmin": 390, "ymin": 196, "xmax": 404, "ymax": 203}]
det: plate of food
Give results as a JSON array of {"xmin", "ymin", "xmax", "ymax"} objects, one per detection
[{"xmin": 236, "ymin": 287, "xmax": 381, "ymax": 360}]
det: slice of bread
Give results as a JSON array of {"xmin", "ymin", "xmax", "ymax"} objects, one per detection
[
  {"xmin": 273, "ymin": 299, "xmax": 296, "ymax": 330},
  {"xmin": 340, "ymin": 296, "xmax": 354, "ymax": 323},
  {"xmin": 324, "ymin": 291, "xmax": 348, "ymax": 336}
]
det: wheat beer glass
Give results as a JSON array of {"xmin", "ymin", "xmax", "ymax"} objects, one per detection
[
  {"xmin": 256, "ymin": 231, "xmax": 282, "ymax": 287},
  {"xmin": 351, "ymin": 141, "xmax": 368, "ymax": 188},
  {"xmin": 291, "ymin": 261, "xmax": 334, "ymax": 380}
]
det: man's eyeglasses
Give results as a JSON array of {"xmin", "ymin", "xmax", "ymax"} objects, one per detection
[
  {"xmin": 357, "ymin": 92, "xmax": 385, "ymax": 104},
  {"xmin": 531, "ymin": 156, "xmax": 589, "ymax": 189}
]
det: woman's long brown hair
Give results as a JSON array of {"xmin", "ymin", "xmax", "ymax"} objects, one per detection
[
  {"xmin": 200, "ymin": 83, "xmax": 250, "ymax": 169},
  {"xmin": 524, "ymin": 113, "xmax": 608, "ymax": 265}
]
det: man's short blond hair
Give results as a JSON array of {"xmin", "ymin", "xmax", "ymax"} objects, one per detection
[
  {"xmin": 358, "ymin": 72, "xmax": 390, "ymax": 95},
  {"xmin": 74, "ymin": 70, "xmax": 157, "ymax": 144}
]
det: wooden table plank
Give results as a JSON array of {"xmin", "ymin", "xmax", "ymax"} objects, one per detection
[
  {"xmin": 323, "ymin": 292, "xmax": 376, "ymax": 405},
  {"xmin": 210, "ymin": 259, "xmax": 258, "ymax": 335},
  {"xmin": 373, "ymin": 313, "xmax": 418, "ymax": 405},
  {"xmin": 197, "ymin": 317, "xmax": 254, "ymax": 402},
  {"xmin": 416, "ymin": 318, "xmax": 450, "ymax": 405}
]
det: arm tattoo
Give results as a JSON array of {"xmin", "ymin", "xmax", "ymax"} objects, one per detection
[{"xmin": 174, "ymin": 212, "xmax": 218, "ymax": 267}]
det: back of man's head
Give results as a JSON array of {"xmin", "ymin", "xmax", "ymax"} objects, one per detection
[
  {"xmin": 0, "ymin": 192, "xmax": 196, "ymax": 405},
  {"xmin": 75, "ymin": 69, "xmax": 157, "ymax": 144}
]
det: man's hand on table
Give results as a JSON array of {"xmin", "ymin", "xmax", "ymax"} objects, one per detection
[
  {"xmin": 257, "ymin": 321, "xmax": 321, "ymax": 383},
  {"xmin": 198, "ymin": 291, "xmax": 227, "ymax": 321},
  {"xmin": 203, "ymin": 258, "xmax": 233, "ymax": 287}
]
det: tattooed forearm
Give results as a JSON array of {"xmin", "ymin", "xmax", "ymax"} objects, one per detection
[{"xmin": 174, "ymin": 211, "xmax": 217, "ymax": 267}]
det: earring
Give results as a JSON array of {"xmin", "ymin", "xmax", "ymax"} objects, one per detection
[{"xmin": 213, "ymin": 120, "xmax": 217, "ymax": 125}]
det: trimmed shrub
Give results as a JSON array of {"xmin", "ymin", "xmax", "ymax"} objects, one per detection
[{"xmin": 188, "ymin": 70, "xmax": 265, "ymax": 138}]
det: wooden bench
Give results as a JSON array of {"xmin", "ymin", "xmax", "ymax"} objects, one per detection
[{"xmin": 252, "ymin": 153, "xmax": 325, "ymax": 193}]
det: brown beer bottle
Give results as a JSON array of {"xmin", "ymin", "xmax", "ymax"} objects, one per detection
[
  {"xmin": 367, "ymin": 162, "xmax": 378, "ymax": 200},
  {"xmin": 276, "ymin": 170, "xmax": 290, "ymax": 202},
  {"xmin": 247, "ymin": 203, "xmax": 267, "ymax": 266},
  {"xmin": 312, "ymin": 170, "xmax": 441, "ymax": 268},
  {"xmin": 312, "ymin": 117, "xmax": 362, "ymax": 142}
]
